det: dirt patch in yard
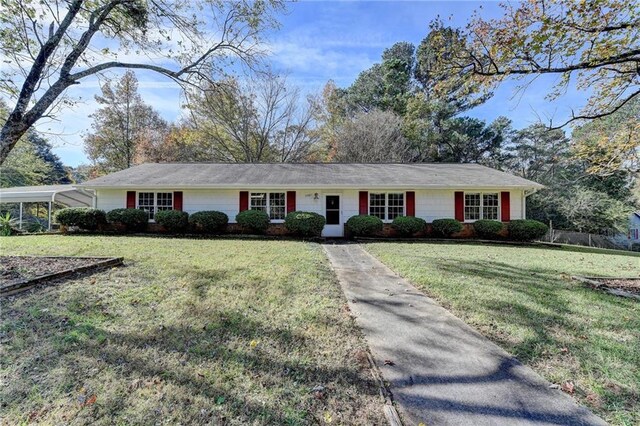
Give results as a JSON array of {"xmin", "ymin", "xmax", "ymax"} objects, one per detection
[
  {"xmin": 1, "ymin": 256, "xmax": 100, "ymax": 285},
  {"xmin": 598, "ymin": 279, "xmax": 640, "ymax": 295},
  {"xmin": 571, "ymin": 275, "xmax": 640, "ymax": 299}
]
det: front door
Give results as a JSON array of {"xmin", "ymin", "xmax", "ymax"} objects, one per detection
[{"xmin": 323, "ymin": 195, "xmax": 342, "ymax": 237}]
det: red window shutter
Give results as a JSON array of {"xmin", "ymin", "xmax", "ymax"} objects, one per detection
[
  {"xmin": 501, "ymin": 191, "xmax": 511, "ymax": 222},
  {"xmin": 174, "ymin": 191, "xmax": 183, "ymax": 211},
  {"xmin": 406, "ymin": 191, "xmax": 415, "ymax": 217},
  {"xmin": 286, "ymin": 191, "xmax": 296, "ymax": 213},
  {"xmin": 454, "ymin": 191, "xmax": 464, "ymax": 222},
  {"xmin": 126, "ymin": 191, "xmax": 136, "ymax": 209},
  {"xmin": 239, "ymin": 191, "xmax": 249, "ymax": 212},
  {"xmin": 359, "ymin": 191, "xmax": 368, "ymax": 215}
]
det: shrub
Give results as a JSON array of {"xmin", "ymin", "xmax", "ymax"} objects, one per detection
[
  {"xmin": 431, "ymin": 218, "xmax": 463, "ymax": 237},
  {"xmin": 473, "ymin": 220, "xmax": 504, "ymax": 239},
  {"xmin": 189, "ymin": 211, "xmax": 229, "ymax": 233},
  {"xmin": 106, "ymin": 208, "xmax": 149, "ymax": 231},
  {"xmin": 391, "ymin": 216, "xmax": 426, "ymax": 236},
  {"xmin": 236, "ymin": 210, "xmax": 270, "ymax": 234},
  {"xmin": 55, "ymin": 207, "xmax": 106, "ymax": 231},
  {"xmin": 346, "ymin": 215, "xmax": 383, "ymax": 236},
  {"xmin": 0, "ymin": 212, "xmax": 18, "ymax": 236},
  {"xmin": 155, "ymin": 210, "xmax": 189, "ymax": 233},
  {"xmin": 285, "ymin": 211, "xmax": 326, "ymax": 237},
  {"xmin": 508, "ymin": 220, "xmax": 549, "ymax": 241}
]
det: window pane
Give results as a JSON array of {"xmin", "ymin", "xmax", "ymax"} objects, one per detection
[
  {"xmin": 138, "ymin": 192, "xmax": 155, "ymax": 219},
  {"xmin": 464, "ymin": 193, "xmax": 480, "ymax": 221},
  {"xmin": 269, "ymin": 192, "xmax": 286, "ymax": 220},
  {"xmin": 387, "ymin": 193, "xmax": 404, "ymax": 220},
  {"xmin": 483, "ymin": 193, "xmax": 499, "ymax": 220},
  {"xmin": 369, "ymin": 193, "xmax": 386, "ymax": 220},
  {"xmin": 250, "ymin": 193, "xmax": 267, "ymax": 211},
  {"xmin": 156, "ymin": 192, "xmax": 173, "ymax": 212}
]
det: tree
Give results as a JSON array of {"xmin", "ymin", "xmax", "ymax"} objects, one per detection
[
  {"xmin": 184, "ymin": 75, "xmax": 320, "ymax": 163},
  {"xmin": 333, "ymin": 109, "xmax": 412, "ymax": 163},
  {"xmin": 427, "ymin": 0, "xmax": 639, "ymax": 126},
  {"xmin": 0, "ymin": 0, "xmax": 284, "ymax": 164},
  {"xmin": 84, "ymin": 71, "xmax": 167, "ymax": 172},
  {"xmin": 415, "ymin": 26, "xmax": 490, "ymax": 112},
  {"xmin": 0, "ymin": 136, "xmax": 53, "ymax": 187},
  {"xmin": 27, "ymin": 132, "xmax": 70, "ymax": 184},
  {"xmin": 506, "ymin": 123, "xmax": 571, "ymax": 183},
  {"xmin": 338, "ymin": 42, "xmax": 416, "ymax": 116},
  {"xmin": 572, "ymin": 97, "xmax": 640, "ymax": 177}
]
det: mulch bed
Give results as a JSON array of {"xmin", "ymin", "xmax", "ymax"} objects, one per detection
[
  {"xmin": 1, "ymin": 256, "xmax": 123, "ymax": 296},
  {"xmin": 572, "ymin": 276, "xmax": 640, "ymax": 300}
]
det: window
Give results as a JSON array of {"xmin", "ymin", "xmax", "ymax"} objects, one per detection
[
  {"xmin": 464, "ymin": 192, "xmax": 499, "ymax": 221},
  {"xmin": 138, "ymin": 192, "xmax": 172, "ymax": 220},
  {"xmin": 369, "ymin": 193, "xmax": 404, "ymax": 221},
  {"xmin": 250, "ymin": 192, "xmax": 286, "ymax": 220},
  {"xmin": 631, "ymin": 228, "xmax": 639, "ymax": 240}
]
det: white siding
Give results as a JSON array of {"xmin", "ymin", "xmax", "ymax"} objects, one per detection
[{"xmin": 95, "ymin": 187, "xmax": 527, "ymax": 225}]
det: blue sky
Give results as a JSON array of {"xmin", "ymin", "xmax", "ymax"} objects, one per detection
[{"xmin": 42, "ymin": 1, "xmax": 589, "ymax": 167}]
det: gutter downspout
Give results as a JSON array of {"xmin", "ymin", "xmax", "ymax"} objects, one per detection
[{"xmin": 522, "ymin": 188, "xmax": 539, "ymax": 219}]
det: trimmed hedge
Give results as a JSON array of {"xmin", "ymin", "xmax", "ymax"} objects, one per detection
[
  {"xmin": 508, "ymin": 219, "xmax": 549, "ymax": 241},
  {"xmin": 285, "ymin": 211, "xmax": 326, "ymax": 237},
  {"xmin": 473, "ymin": 220, "xmax": 504, "ymax": 239},
  {"xmin": 189, "ymin": 211, "xmax": 229, "ymax": 233},
  {"xmin": 392, "ymin": 216, "xmax": 426, "ymax": 236},
  {"xmin": 236, "ymin": 209, "xmax": 270, "ymax": 234},
  {"xmin": 155, "ymin": 210, "xmax": 189, "ymax": 233},
  {"xmin": 431, "ymin": 218, "xmax": 463, "ymax": 237},
  {"xmin": 106, "ymin": 208, "xmax": 149, "ymax": 231},
  {"xmin": 55, "ymin": 207, "xmax": 106, "ymax": 231},
  {"xmin": 346, "ymin": 215, "xmax": 383, "ymax": 236}
]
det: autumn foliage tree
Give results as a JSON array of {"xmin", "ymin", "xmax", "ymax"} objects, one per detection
[
  {"xmin": 84, "ymin": 71, "xmax": 167, "ymax": 172},
  {"xmin": 0, "ymin": 0, "xmax": 284, "ymax": 164},
  {"xmin": 427, "ymin": 0, "xmax": 639, "ymax": 126}
]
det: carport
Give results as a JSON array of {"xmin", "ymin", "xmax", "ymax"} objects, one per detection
[{"xmin": 0, "ymin": 185, "xmax": 95, "ymax": 230}]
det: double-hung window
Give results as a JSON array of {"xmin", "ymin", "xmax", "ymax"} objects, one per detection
[
  {"xmin": 138, "ymin": 192, "xmax": 173, "ymax": 220},
  {"xmin": 250, "ymin": 192, "xmax": 286, "ymax": 220},
  {"xmin": 369, "ymin": 193, "xmax": 404, "ymax": 221},
  {"xmin": 464, "ymin": 192, "xmax": 499, "ymax": 221}
]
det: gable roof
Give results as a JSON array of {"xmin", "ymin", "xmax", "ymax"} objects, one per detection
[{"xmin": 79, "ymin": 163, "xmax": 544, "ymax": 190}]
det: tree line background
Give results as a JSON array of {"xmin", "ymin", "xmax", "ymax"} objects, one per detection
[{"xmin": 1, "ymin": 0, "xmax": 638, "ymax": 235}]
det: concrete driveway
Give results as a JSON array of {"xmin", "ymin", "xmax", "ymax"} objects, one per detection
[{"xmin": 323, "ymin": 243, "xmax": 605, "ymax": 426}]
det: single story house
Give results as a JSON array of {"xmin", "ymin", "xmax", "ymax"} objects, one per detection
[{"xmin": 78, "ymin": 163, "xmax": 544, "ymax": 237}]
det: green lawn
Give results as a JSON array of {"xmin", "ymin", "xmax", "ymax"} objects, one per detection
[
  {"xmin": 365, "ymin": 242, "xmax": 640, "ymax": 426},
  {"xmin": 1, "ymin": 236, "xmax": 383, "ymax": 425}
]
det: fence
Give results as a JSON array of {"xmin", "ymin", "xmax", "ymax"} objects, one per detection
[{"xmin": 540, "ymin": 229, "xmax": 629, "ymax": 250}]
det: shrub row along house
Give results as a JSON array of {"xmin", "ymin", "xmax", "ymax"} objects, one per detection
[{"xmin": 76, "ymin": 163, "xmax": 544, "ymax": 237}]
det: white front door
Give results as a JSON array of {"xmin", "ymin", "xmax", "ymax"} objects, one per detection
[{"xmin": 323, "ymin": 194, "xmax": 343, "ymax": 237}]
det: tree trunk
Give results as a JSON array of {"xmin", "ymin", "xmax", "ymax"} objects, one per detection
[{"xmin": 0, "ymin": 119, "xmax": 30, "ymax": 164}]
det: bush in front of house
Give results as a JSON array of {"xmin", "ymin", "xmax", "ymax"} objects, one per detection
[
  {"xmin": 189, "ymin": 210, "xmax": 229, "ymax": 233},
  {"xmin": 346, "ymin": 215, "xmax": 383, "ymax": 236},
  {"xmin": 473, "ymin": 220, "xmax": 504, "ymax": 239},
  {"xmin": 155, "ymin": 210, "xmax": 189, "ymax": 233},
  {"xmin": 55, "ymin": 207, "xmax": 106, "ymax": 231},
  {"xmin": 236, "ymin": 209, "xmax": 270, "ymax": 234},
  {"xmin": 106, "ymin": 208, "xmax": 149, "ymax": 231},
  {"xmin": 392, "ymin": 216, "xmax": 427, "ymax": 236},
  {"xmin": 508, "ymin": 219, "xmax": 549, "ymax": 241},
  {"xmin": 285, "ymin": 211, "xmax": 326, "ymax": 237},
  {"xmin": 431, "ymin": 218, "xmax": 463, "ymax": 237}
]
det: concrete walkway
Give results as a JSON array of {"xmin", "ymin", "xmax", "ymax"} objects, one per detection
[{"xmin": 323, "ymin": 243, "xmax": 605, "ymax": 426}]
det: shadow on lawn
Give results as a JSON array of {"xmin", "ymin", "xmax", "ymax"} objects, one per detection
[{"xmin": 1, "ymin": 295, "xmax": 380, "ymax": 424}]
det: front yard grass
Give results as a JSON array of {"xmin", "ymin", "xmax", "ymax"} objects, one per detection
[
  {"xmin": 365, "ymin": 242, "xmax": 640, "ymax": 426},
  {"xmin": 1, "ymin": 236, "xmax": 383, "ymax": 425}
]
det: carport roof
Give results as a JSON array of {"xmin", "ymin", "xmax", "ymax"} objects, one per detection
[{"xmin": 0, "ymin": 185, "xmax": 94, "ymax": 207}]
